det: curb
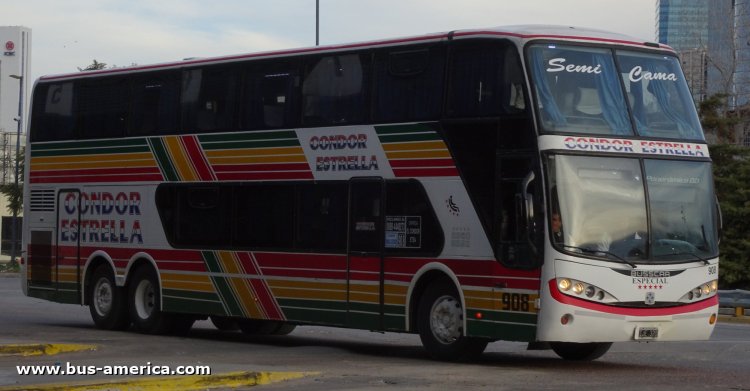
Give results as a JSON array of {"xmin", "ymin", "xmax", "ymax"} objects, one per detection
[
  {"xmin": 0, "ymin": 371, "xmax": 314, "ymax": 391},
  {"xmin": 718, "ymin": 315, "xmax": 750, "ymax": 325}
]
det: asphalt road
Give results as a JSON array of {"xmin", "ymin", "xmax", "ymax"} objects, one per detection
[{"xmin": 1, "ymin": 274, "xmax": 748, "ymax": 390}]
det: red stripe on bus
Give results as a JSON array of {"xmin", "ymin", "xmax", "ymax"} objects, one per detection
[
  {"xmin": 30, "ymin": 174, "xmax": 164, "ymax": 184},
  {"xmin": 392, "ymin": 167, "xmax": 459, "ymax": 177},
  {"xmin": 547, "ymin": 279, "xmax": 718, "ymax": 316},
  {"xmin": 216, "ymin": 171, "xmax": 314, "ymax": 181},
  {"xmin": 260, "ymin": 267, "xmax": 347, "ymax": 281},
  {"xmin": 388, "ymin": 159, "xmax": 456, "ymax": 168},
  {"xmin": 213, "ymin": 163, "xmax": 312, "ymax": 172},
  {"xmin": 181, "ymin": 136, "xmax": 216, "ymax": 181},
  {"xmin": 30, "ymin": 167, "xmax": 162, "ymax": 178},
  {"xmin": 255, "ymin": 252, "xmax": 347, "ymax": 271},
  {"xmin": 237, "ymin": 252, "xmax": 285, "ymax": 320}
]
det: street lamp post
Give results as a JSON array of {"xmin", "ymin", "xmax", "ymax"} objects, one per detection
[{"xmin": 9, "ymin": 73, "xmax": 22, "ymax": 267}]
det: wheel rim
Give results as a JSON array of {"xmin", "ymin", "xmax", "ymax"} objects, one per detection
[
  {"xmin": 134, "ymin": 279, "xmax": 156, "ymax": 320},
  {"xmin": 429, "ymin": 294, "xmax": 462, "ymax": 344},
  {"xmin": 92, "ymin": 277, "xmax": 113, "ymax": 317}
]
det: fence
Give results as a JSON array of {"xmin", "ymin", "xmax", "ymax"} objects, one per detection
[{"xmin": 718, "ymin": 290, "xmax": 750, "ymax": 317}]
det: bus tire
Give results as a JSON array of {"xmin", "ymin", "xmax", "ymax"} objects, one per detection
[
  {"xmin": 210, "ymin": 316, "xmax": 239, "ymax": 331},
  {"xmin": 128, "ymin": 266, "xmax": 172, "ymax": 334},
  {"xmin": 238, "ymin": 319, "xmax": 295, "ymax": 335},
  {"xmin": 417, "ymin": 279, "xmax": 488, "ymax": 361},
  {"xmin": 88, "ymin": 265, "xmax": 129, "ymax": 330},
  {"xmin": 550, "ymin": 342, "xmax": 612, "ymax": 361}
]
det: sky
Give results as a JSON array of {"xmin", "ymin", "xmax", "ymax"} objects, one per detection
[{"xmin": 4, "ymin": 0, "xmax": 657, "ymax": 82}]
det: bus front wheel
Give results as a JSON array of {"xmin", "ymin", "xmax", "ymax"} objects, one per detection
[
  {"xmin": 88, "ymin": 265, "xmax": 129, "ymax": 330},
  {"xmin": 417, "ymin": 279, "xmax": 488, "ymax": 361},
  {"xmin": 550, "ymin": 342, "xmax": 612, "ymax": 361}
]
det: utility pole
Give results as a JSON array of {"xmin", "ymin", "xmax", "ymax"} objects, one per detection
[
  {"xmin": 9, "ymin": 30, "xmax": 25, "ymax": 267},
  {"xmin": 316, "ymin": 0, "xmax": 320, "ymax": 46}
]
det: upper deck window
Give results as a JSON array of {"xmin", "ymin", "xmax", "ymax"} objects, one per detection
[
  {"xmin": 616, "ymin": 51, "xmax": 703, "ymax": 140},
  {"xmin": 528, "ymin": 44, "xmax": 706, "ymax": 141},
  {"xmin": 529, "ymin": 45, "xmax": 632, "ymax": 136}
]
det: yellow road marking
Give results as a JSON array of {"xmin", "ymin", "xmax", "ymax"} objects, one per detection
[
  {"xmin": 0, "ymin": 344, "xmax": 97, "ymax": 357},
  {"xmin": 0, "ymin": 371, "xmax": 314, "ymax": 391}
]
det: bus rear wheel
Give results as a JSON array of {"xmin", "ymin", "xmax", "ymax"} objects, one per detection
[
  {"xmin": 417, "ymin": 279, "xmax": 488, "ymax": 361},
  {"xmin": 88, "ymin": 265, "xmax": 129, "ymax": 330},
  {"xmin": 128, "ymin": 266, "xmax": 193, "ymax": 335},
  {"xmin": 550, "ymin": 342, "xmax": 612, "ymax": 361},
  {"xmin": 238, "ymin": 319, "xmax": 296, "ymax": 335}
]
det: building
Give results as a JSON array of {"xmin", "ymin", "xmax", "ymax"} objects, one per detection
[
  {"xmin": 656, "ymin": 0, "xmax": 710, "ymax": 104},
  {"xmin": 0, "ymin": 26, "xmax": 30, "ymax": 258}
]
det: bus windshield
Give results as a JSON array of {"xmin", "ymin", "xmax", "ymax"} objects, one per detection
[
  {"xmin": 548, "ymin": 155, "xmax": 719, "ymax": 264},
  {"xmin": 529, "ymin": 44, "xmax": 704, "ymax": 140}
]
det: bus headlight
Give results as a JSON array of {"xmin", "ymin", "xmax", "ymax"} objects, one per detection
[
  {"xmin": 555, "ymin": 277, "xmax": 616, "ymax": 303},
  {"xmin": 679, "ymin": 280, "xmax": 718, "ymax": 303}
]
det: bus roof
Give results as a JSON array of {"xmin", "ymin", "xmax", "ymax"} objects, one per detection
[{"xmin": 39, "ymin": 24, "xmax": 671, "ymax": 82}]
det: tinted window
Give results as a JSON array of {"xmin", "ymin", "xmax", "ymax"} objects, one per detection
[
  {"xmin": 373, "ymin": 46, "xmax": 445, "ymax": 122},
  {"xmin": 130, "ymin": 71, "xmax": 180, "ymax": 136},
  {"xmin": 78, "ymin": 78, "xmax": 129, "ymax": 139},
  {"xmin": 302, "ymin": 54, "xmax": 369, "ymax": 125},
  {"xmin": 448, "ymin": 42, "xmax": 527, "ymax": 118},
  {"xmin": 30, "ymin": 83, "xmax": 76, "ymax": 142},
  {"xmin": 385, "ymin": 180, "xmax": 443, "ymax": 255},
  {"xmin": 157, "ymin": 185, "xmax": 231, "ymax": 247},
  {"xmin": 241, "ymin": 64, "xmax": 300, "ymax": 129},
  {"xmin": 182, "ymin": 66, "xmax": 238, "ymax": 132},
  {"xmin": 233, "ymin": 184, "xmax": 294, "ymax": 249},
  {"xmin": 296, "ymin": 183, "xmax": 348, "ymax": 251}
]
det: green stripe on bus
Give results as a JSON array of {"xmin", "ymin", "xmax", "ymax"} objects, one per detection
[
  {"xmin": 30, "ymin": 145, "xmax": 150, "ymax": 157},
  {"xmin": 30, "ymin": 138, "xmax": 148, "ymax": 151},
  {"xmin": 163, "ymin": 288, "xmax": 222, "ymax": 303},
  {"xmin": 199, "ymin": 130, "xmax": 298, "ymax": 143},
  {"xmin": 378, "ymin": 132, "xmax": 442, "ymax": 143},
  {"xmin": 466, "ymin": 319, "xmax": 536, "ymax": 342},
  {"xmin": 374, "ymin": 123, "xmax": 435, "ymax": 135},
  {"xmin": 466, "ymin": 309, "xmax": 538, "ymax": 325},
  {"xmin": 277, "ymin": 298, "xmax": 348, "ymax": 312},
  {"xmin": 200, "ymin": 139, "xmax": 301, "ymax": 151},
  {"xmin": 280, "ymin": 307, "xmax": 346, "ymax": 325},
  {"xmin": 201, "ymin": 251, "xmax": 245, "ymax": 318},
  {"xmin": 148, "ymin": 138, "xmax": 179, "ymax": 182},
  {"xmin": 162, "ymin": 296, "xmax": 226, "ymax": 315}
]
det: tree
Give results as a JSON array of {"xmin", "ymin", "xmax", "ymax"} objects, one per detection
[
  {"xmin": 0, "ymin": 147, "xmax": 23, "ymax": 216},
  {"xmin": 710, "ymin": 144, "xmax": 750, "ymax": 289},
  {"xmin": 699, "ymin": 93, "xmax": 741, "ymax": 143},
  {"xmin": 78, "ymin": 59, "xmax": 107, "ymax": 72}
]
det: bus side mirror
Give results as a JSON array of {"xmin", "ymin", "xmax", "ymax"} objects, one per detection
[{"xmin": 522, "ymin": 171, "xmax": 538, "ymax": 256}]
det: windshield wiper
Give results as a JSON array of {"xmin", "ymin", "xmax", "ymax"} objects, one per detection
[
  {"xmin": 662, "ymin": 251, "xmax": 710, "ymax": 265},
  {"xmin": 562, "ymin": 245, "xmax": 637, "ymax": 268}
]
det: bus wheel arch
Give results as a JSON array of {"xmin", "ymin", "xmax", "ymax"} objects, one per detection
[
  {"xmin": 408, "ymin": 265, "xmax": 488, "ymax": 361},
  {"xmin": 85, "ymin": 256, "xmax": 129, "ymax": 330}
]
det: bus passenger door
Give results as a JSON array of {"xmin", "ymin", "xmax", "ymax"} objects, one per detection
[
  {"xmin": 55, "ymin": 189, "xmax": 82, "ymax": 303},
  {"xmin": 347, "ymin": 178, "xmax": 385, "ymax": 330}
]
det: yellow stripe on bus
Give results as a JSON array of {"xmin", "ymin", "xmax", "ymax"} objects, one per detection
[
  {"xmin": 270, "ymin": 287, "xmax": 346, "ymax": 301},
  {"xmin": 217, "ymin": 251, "xmax": 264, "ymax": 319},
  {"xmin": 164, "ymin": 137, "xmax": 198, "ymax": 181},
  {"xmin": 31, "ymin": 159, "xmax": 158, "ymax": 171},
  {"xmin": 206, "ymin": 147, "xmax": 305, "ymax": 158},
  {"xmin": 267, "ymin": 279, "xmax": 347, "ymax": 291}
]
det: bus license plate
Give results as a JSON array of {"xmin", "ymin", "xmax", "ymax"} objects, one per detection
[{"xmin": 636, "ymin": 327, "xmax": 659, "ymax": 340}]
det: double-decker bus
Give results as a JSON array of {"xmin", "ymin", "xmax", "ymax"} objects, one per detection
[{"xmin": 22, "ymin": 25, "xmax": 720, "ymax": 361}]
